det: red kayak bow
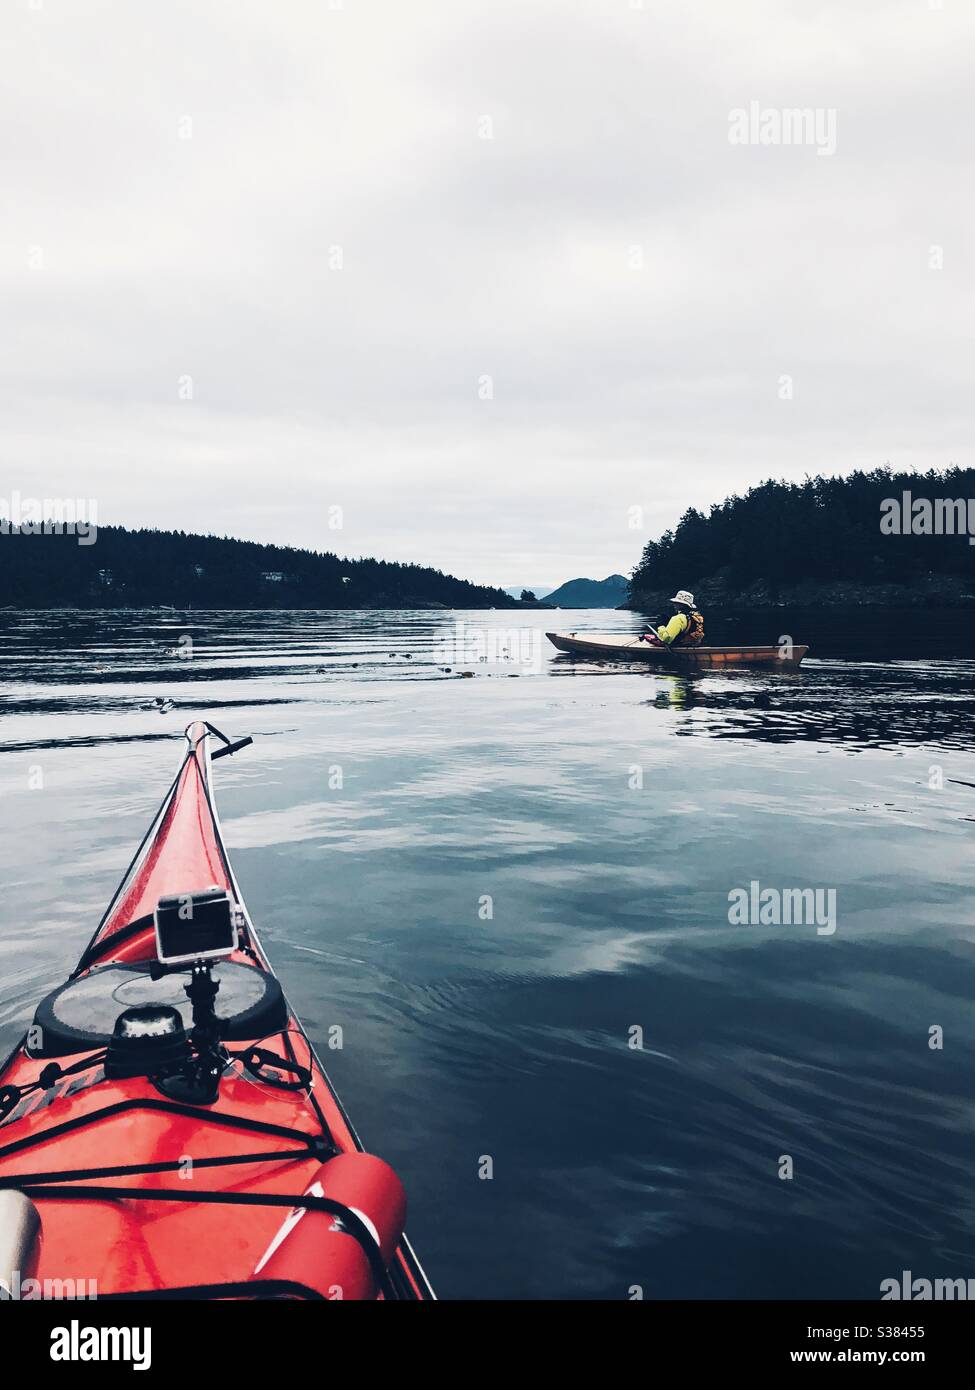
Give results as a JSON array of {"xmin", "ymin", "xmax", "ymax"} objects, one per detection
[{"xmin": 0, "ymin": 722, "xmax": 434, "ymax": 1301}]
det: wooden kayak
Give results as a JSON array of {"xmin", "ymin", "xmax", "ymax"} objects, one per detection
[{"xmin": 546, "ymin": 632, "xmax": 809, "ymax": 670}]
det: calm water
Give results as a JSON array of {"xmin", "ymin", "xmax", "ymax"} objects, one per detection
[{"xmin": 1, "ymin": 608, "xmax": 973, "ymax": 1299}]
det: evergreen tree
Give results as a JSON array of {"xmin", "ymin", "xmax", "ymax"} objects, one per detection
[{"xmin": 629, "ymin": 467, "xmax": 975, "ymax": 605}]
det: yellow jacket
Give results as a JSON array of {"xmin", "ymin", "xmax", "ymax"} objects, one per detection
[{"xmin": 656, "ymin": 613, "xmax": 690, "ymax": 645}]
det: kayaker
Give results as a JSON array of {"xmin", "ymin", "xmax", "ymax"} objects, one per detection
[{"xmin": 643, "ymin": 590, "xmax": 705, "ymax": 647}]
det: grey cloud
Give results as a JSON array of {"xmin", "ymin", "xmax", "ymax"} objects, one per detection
[{"xmin": 1, "ymin": 0, "xmax": 972, "ymax": 585}]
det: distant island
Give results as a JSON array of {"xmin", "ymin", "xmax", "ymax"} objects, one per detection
[
  {"xmin": 0, "ymin": 526, "xmax": 521, "ymax": 610},
  {"xmin": 545, "ymin": 574, "xmax": 628, "ymax": 608},
  {"xmin": 503, "ymin": 584, "xmax": 554, "ymax": 600},
  {"xmin": 627, "ymin": 468, "xmax": 975, "ymax": 611}
]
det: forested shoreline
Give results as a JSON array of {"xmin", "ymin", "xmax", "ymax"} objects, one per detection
[
  {"xmin": 627, "ymin": 468, "xmax": 975, "ymax": 610},
  {"xmin": 0, "ymin": 526, "xmax": 517, "ymax": 609}
]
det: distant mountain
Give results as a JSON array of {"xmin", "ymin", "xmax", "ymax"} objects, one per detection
[
  {"xmin": 544, "ymin": 574, "xmax": 629, "ymax": 608},
  {"xmin": 0, "ymin": 525, "xmax": 519, "ymax": 610},
  {"xmin": 503, "ymin": 585, "xmax": 553, "ymax": 600}
]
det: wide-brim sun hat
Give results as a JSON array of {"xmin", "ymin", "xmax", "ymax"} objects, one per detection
[{"xmin": 669, "ymin": 590, "xmax": 695, "ymax": 607}]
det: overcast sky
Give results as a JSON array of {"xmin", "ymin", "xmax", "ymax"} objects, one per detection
[{"xmin": 2, "ymin": 1, "xmax": 972, "ymax": 586}]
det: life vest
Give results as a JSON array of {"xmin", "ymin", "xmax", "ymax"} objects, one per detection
[{"xmin": 672, "ymin": 609, "xmax": 704, "ymax": 647}]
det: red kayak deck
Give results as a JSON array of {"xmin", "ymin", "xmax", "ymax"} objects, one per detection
[
  {"xmin": 0, "ymin": 1058, "xmax": 332, "ymax": 1291},
  {"xmin": 0, "ymin": 723, "xmax": 433, "ymax": 1301}
]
